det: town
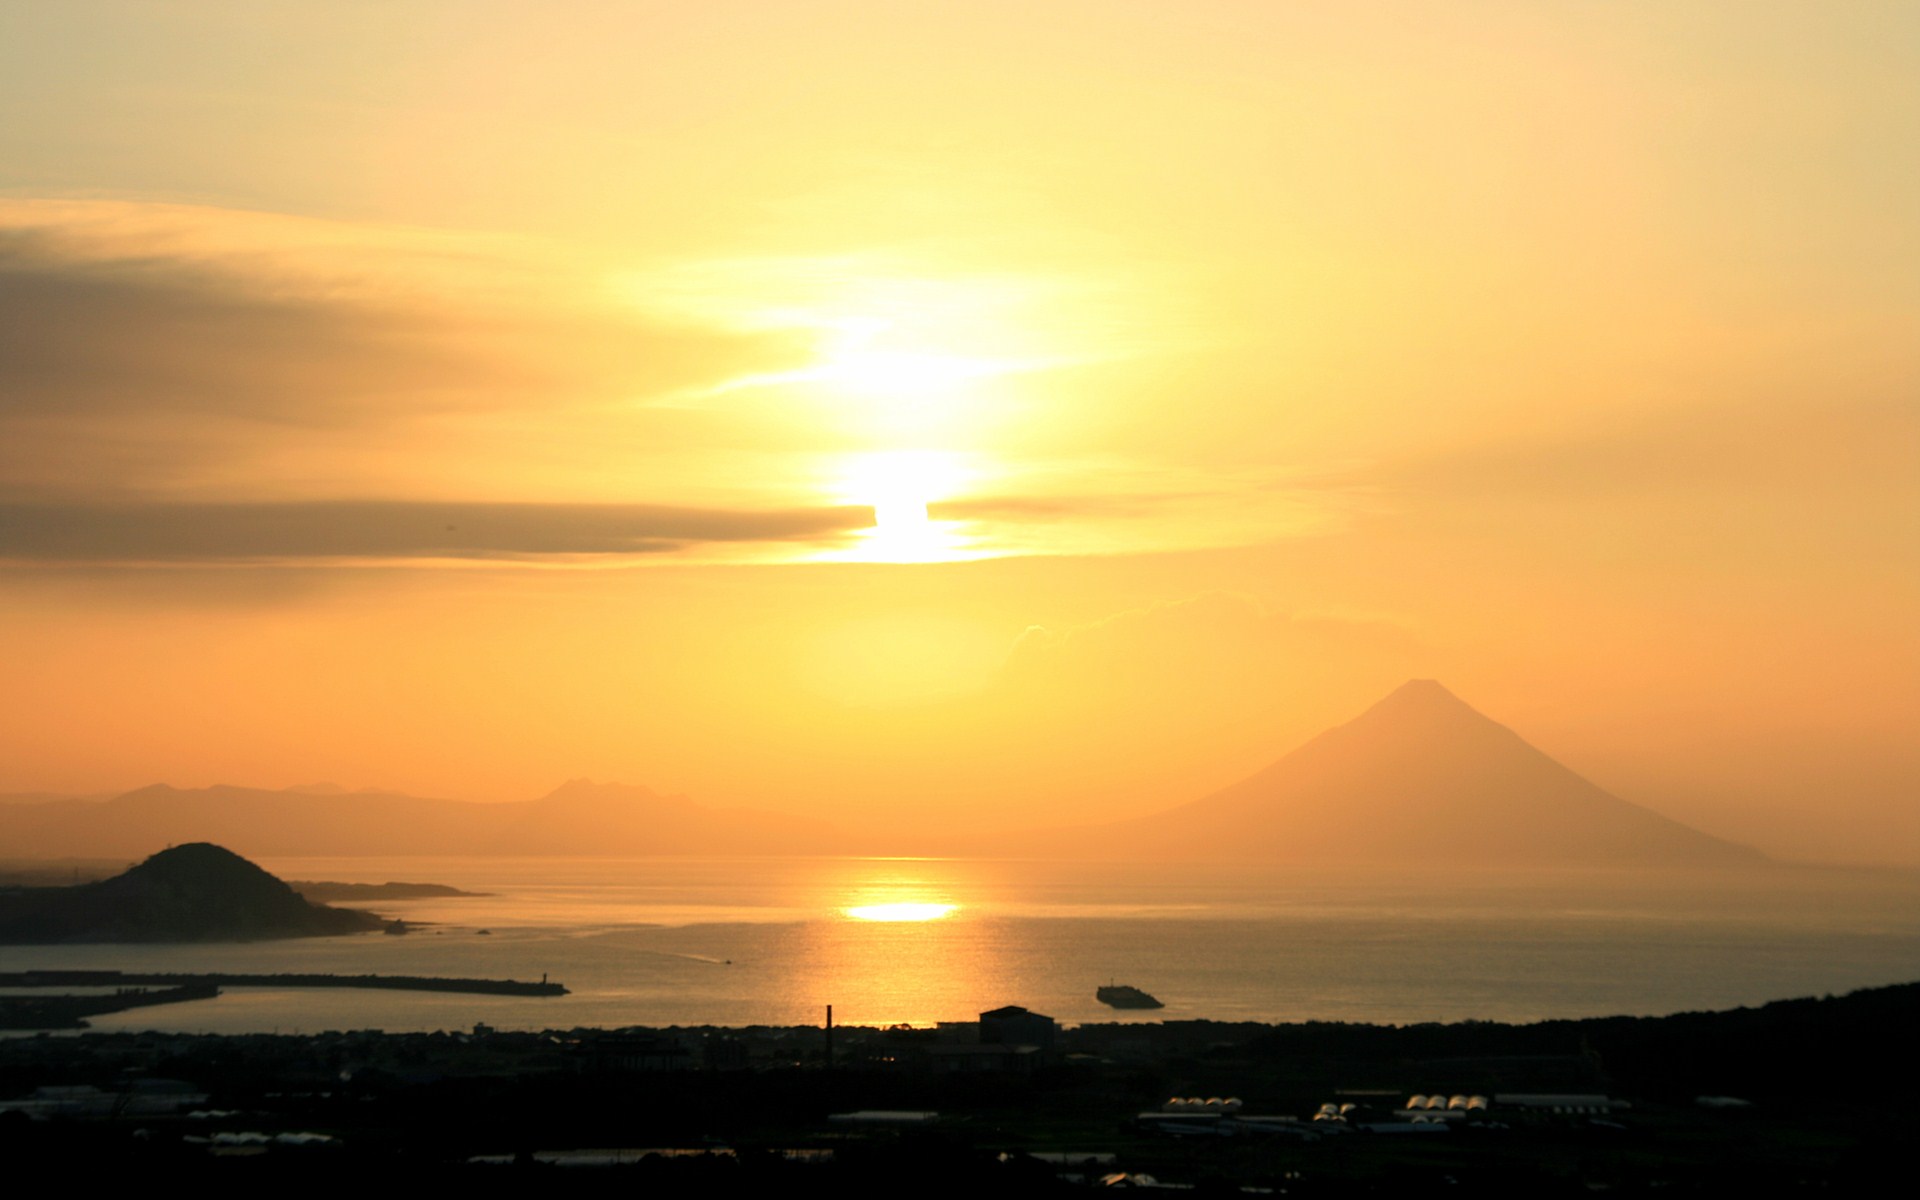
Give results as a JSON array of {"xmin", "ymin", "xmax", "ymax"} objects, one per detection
[{"xmin": 2, "ymin": 982, "xmax": 1909, "ymax": 1193}]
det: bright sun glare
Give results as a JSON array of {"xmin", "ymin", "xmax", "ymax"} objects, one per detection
[
  {"xmin": 663, "ymin": 277, "xmax": 1057, "ymax": 563},
  {"xmin": 812, "ymin": 314, "xmax": 1023, "ymax": 397},
  {"xmin": 815, "ymin": 346, "xmax": 990, "ymax": 404},
  {"xmin": 796, "ymin": 304, "xmax": 1055, "ymax": 441}
]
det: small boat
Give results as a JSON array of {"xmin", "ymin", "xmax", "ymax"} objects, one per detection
[{"xmin": 1097, "ymin": 983, "xmax": 1164, "ymax": 1009}]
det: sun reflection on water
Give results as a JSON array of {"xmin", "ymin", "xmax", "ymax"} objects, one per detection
[
  {"xmin": 808, "ymin": 861, "xmax": 994, "ymax": 1025},
  {"xmin": 842, "ymin": 901, "xmax": 959, "ymax": 922}
]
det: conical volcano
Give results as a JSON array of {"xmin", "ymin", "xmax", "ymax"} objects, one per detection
[{"xmin": 1087, "ymin": 680, "xmax": 1762, "ymax": 865}]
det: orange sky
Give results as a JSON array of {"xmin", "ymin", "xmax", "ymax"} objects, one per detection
[{"xmin": 0, "ymin": 3, "xmax": 1915, "ymax": 862}]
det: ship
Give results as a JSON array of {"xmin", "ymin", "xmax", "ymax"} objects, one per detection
[{"xmin": 1097, "ymin": 983, "xmax": 1164, "ymax": 1009}]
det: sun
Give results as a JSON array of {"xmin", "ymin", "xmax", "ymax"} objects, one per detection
[{"xmin": 828, "ymin": 449, "xmax": 978, "ymax": 563}]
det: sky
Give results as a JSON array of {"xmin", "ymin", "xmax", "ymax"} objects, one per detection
[{"xmin": 1, "ymin": 2, "xmax": 1915, "ymax": 862}]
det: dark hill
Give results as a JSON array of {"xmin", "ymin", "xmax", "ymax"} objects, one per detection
[
  {"xmin": 1067, "ymin": 680, "xmax": 1763, "ymax": 865},
  {"xmin": 0, "ymin": 843, "xmax": 383, "ymax": 943}
]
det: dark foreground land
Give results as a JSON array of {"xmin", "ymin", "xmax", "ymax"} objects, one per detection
[{"xmin": 2, "ymin": 981, "xmax": 1914, "ymax": 1196}]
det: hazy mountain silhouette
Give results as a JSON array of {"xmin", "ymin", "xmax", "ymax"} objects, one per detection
[
  {"xmin": 0, "ymin": 842, "xmax": 383, "ymax": 942},
  {"xmin": 491, "ymin": 779, "xmax": 843, "ymax": 856},
  {"xmin": 0, "ymin": 684, "xmax": 1760, "ymax": 865},
  {"xmin": 0, "ymin": 779, "xmax": 846, "ymax": 859},
  {"xmin": 1061, "ymin": 680, "xmax": 1765, "ymax": 865}
]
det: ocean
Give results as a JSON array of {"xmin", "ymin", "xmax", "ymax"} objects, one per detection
[{"xmin": 6, "ymin": 857, "xmax": 1919, "ymax": 1035}]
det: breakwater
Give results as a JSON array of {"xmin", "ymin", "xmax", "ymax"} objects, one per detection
[{"xmin": 1, "ymin": 969, "xmax": 567, "ymax": 996}]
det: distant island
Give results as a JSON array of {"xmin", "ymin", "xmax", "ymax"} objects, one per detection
[{"xmin": 0, "ymin": 842, "xmax": 385, "ymax": 943}]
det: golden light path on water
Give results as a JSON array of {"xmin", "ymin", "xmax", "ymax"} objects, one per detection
[
  {"xmin": 838, "ymin": 861, "xmax": 962, "ymax": 924},
  {"xmin": 54, "ymin": 856, "xmax": 1920, "ymax": 1036},
  {"xmin": 842, "ymin": 901, "xmax": 959, "ymax": 922}
]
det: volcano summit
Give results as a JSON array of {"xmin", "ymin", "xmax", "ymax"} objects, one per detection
[{"xmin": 1075, "ymin": 680, "xmax": 1764, "ymax": 866}]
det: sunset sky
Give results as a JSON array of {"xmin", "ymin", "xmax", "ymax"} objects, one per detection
[{"xmin": 1, "ymin": 2, "xmax": 1914, "ymax": 862}]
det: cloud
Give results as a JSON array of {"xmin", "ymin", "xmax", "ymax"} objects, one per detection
[
  {"xmin": 920, "ymin": 473, "xmax": 1362, "ymax": 559},
  {"xmin": 0, "ymin": 209, "xmax": 799, "ymax": 422},
  {"xmin": 0, "ymin": 200, "xmax": 809, "ymax": 499},
  {"xmin": 1359, "ymin": 395, "xmax": 1920, "ymax": 574},
  {"xmin": 1379, "ymin": 395, "xmax": 1918, "ymax": 504},
  {"xmin": 0, "ymin": 234, "xmax": 455, "ymax": 424},
  {"xmin": 0, "ymin": 500, "xmax": 872, "ymax": 564},
  {"xmin": 928, "ymin": 493, "xmax": 1196, "ymax": 522}
]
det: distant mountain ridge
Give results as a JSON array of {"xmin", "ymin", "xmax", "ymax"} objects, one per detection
[
  {"xmin": 0, "ymin": 843, "xmax": 382, "ymax": 943},
  {"xmin": 0, "ymin": 683, "xmax": 1761, "ymax": 866},
  {"xmin": 1057, "ymin": 680, "xmax": 1763, "ymax": 866},
  {"xmin": 0, "ymin": 779, "xmax": 845, "ymax": 859}
]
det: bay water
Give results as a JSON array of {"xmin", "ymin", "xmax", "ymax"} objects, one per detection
[{"xmin": 6, "ymin": 857, "xmax": 1919, "ymax": 1035}]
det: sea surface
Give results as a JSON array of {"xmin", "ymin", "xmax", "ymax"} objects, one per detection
[{"xmin": 5, "ymin": 857, "xmax": 1920, "ymax": 1035}]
